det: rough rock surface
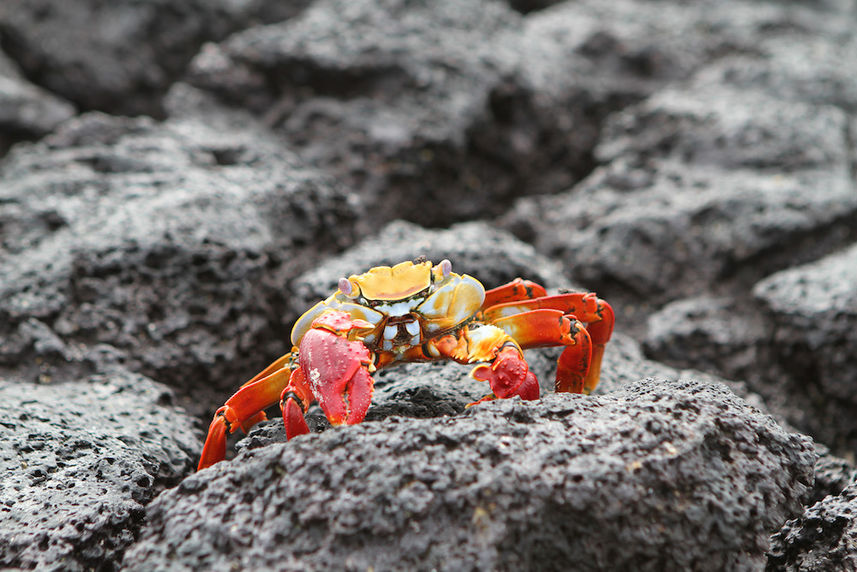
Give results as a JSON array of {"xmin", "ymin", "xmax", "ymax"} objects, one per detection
[
  {"xmin": 0, "ymin": 49, "xmax": 74, "ymax": 156},
  {"xmin": 0, "ymin": 0, "xmax": 310, "ymax": 116},
  {"xmin": 0, "ymin": 0, "xmax": 854, "ymax": 569},
  {"xmin": 769, "ymin": 479, "xmax": 857, "ymax": 571},
  {"xmin": 0, "ymin": 369, "xmax": 200, "ymax": 571},
  {"xmin": 753, "ymin": 244, "xmax": 857, "ymax": 452},
  {"xmin": 185, "ymin": 0, "xmax": 716, "ymax": 227},
  {"xmin": 0, "ymin": 110, "xmax": 359, "ymax": 415},
  {"xmin": 125, "ymin": 379, "xmax": 815, "ymax": 571}
]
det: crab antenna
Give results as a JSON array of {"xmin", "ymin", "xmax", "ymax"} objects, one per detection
[
  {"xmin": 441, "ymin": 259, "xmax": 452, "ymax": 277},
  {"xmin": 338, "ymin": 277, "xmax": 353, "ymax": 296}
]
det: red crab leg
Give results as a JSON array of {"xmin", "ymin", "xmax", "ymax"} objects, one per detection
[
  {"xmin": 198, "ymin": 363, "xmax": 293, "ymax": 470},
  {"xmin": 482, "ymin": 278, "xmax": 548, "ymax": 308},
  {"xmin": 483, "ymin": 293, "xmax": 614, "ymax": 393},
  {"xmin": 280, "ymin": 366, "xmax": 313, "ymax": 440},
  {"xmin": 490, "ymin": 308, "xmax": 594, "ymax": 394}
]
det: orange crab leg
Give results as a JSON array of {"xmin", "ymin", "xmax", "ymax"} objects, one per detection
[
  {"xmin": 483, "ymin": 292, "xmax": 614, "ymax": 392},
  {"xmin": 198, "ymin": 365, "xmax": 293, "ymax": 470},
  {"xmin": 490, "ymin": 308, "xmax": 595, "ymax": 394},
  {"xmin": 239, "ymin": 352, "xmax": 293, "ymax": 389},
  {"xmin": 482, "ymin": 278, "xmax": 548, "ymax": 309}
]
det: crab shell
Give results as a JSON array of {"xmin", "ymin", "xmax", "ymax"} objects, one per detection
[{"xmin": 290, "ymin": 260, "xmax": 485, "ymax": 354}]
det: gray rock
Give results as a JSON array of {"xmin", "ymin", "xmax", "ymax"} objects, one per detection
[
  {"xmin": 0, "ymin": 369, "xmax": 200, "ymax": 571},
  {"xmin": 0, "ymin": 50, "xmax": 74, "ymax": 155},
  {"xmin": 124, "ymin": 378, "xmax": 815, "ymax": 571},
  {"xmin": 0, "ymin": 110, "xmax": 360, "ymax": 414},
  {"xmin": 753, "ymin": 243, "xmax": 857, "ymax": 452},
  {"xmin": 186, "ymin": 0, "xmax": 721, "ymax": 227},
  {"xmin": 768, "ymin": 478, "xmax": 857, "ymax": 571},
  {"xmin": 0, "ymin": 0, "xmax": 310, "ymax": 116},
  {"xmin": 644, "ymin": 295, "xmax": 767, "ymax": 384},
  {"xmin": 809, "ymin": 444, "xmax": 857, "ymax": 506},
  {"xmin": 501, "ymin": 160, "xmax": 857, "ymax": 319}
]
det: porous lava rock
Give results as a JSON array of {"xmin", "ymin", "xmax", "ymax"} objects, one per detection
[
  {"xmin": 124, "ymin": 378, "xmax": 814, "ymax": 571},
  {"xmin": 0, "ymin": 0, "xmax": 311, "ymax": 116},
  {"xmin": 753, "ymin": 244, "xmax": 857, "ymax": 452},
  {"xmin": 0, "ymin": 369, "xmax": 200, "ymax": 571},
  {"xmin": 0, "ymin": 110, "xmax": 359, "ymax": 414},
  {"xmin": 768, "ymin": 478, "xmax": 857, "ymax": 571}
]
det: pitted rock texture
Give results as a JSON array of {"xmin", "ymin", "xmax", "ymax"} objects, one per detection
[
  {"xmin": 0, "ymin": 111, "xmax": 359, "ymax": 414},
  {"xmin": 768, "ymin": 479, "xmax": 857, "ymax": 571},
  {"xmin": 0, "ymin": 370, "xmax": 200, "ymax": 571},
  {"xmin": 0, "ymin": 0, "xmax": 311, "ymax": 116},
  {"xmin": 185, "ymin": 0, "xmax": 712, "ymax": 227},
  {"xmin": 0, "ymin": 0, "xmax": 855, "ymax": 569},
  {"xmin": 124, "ymin": 379, "xmax": 815, "ymax": 571},
  {"xmin": 753, "ymin": 243, "xmax": 857, "ymax": 451}
]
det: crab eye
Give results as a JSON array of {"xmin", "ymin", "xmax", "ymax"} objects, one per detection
[
  {"xmin": 338, "ymin": 277, "xmax": 355, "ymax": 297},
  {"xmin": 439, "ymin": 259, "xmax": 451, "ymax": 278}
]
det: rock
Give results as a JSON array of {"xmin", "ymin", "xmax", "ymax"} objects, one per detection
[
  {"xmin": 186, "ymin": 0, "xmax": 721, "ymax": 227},
  {"xmin": 501, "ymin": 160, "xmax": 857, "ymax": 320},
  {"xmin": 768, "ymin": 478, "xmax": 857, "ymax": 571},
  {"xmin": 124, "ymin": 378, "xmax": 815, "ymax": 571},
  {"xmin": 809, "ymin": 445, "xmax": 857, "ymax": 506},
  {"xmin": 0, "ymin": 0, "xmax": 311, "ymax": 117},
  {"xmin": 644, "ymin": 295, "xmax": 767, "ymax": 385},
  {"xmin": 0, "ymin": 369, "xmax": 200, "ymax": 571},
  {"xmin": 0, "ymin": 49, "xmax": 74, "ymax": 155},
  {"xmin": 0, "ymin": 110, "xmax": 360, "ymax": 414},
  {"xmin": 752, "ymin": 243, "xmax": 857, "ymax": 452}
]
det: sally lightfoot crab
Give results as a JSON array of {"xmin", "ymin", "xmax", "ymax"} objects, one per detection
[{"xmin": 198, "ymin": 259, "xmax": 614, "ymax": 470}]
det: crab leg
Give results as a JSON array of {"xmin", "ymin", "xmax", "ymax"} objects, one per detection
[
  {"xmin": 482, "ymin": 278, "xmax": 548, "ymax": 308},
  {"xmin": 198, "ymin": 363, "xmax": 293, "ymax": 470},
  {"xmin": 483, "ymin": 293, "xmax": 614, "ymax": 394}
]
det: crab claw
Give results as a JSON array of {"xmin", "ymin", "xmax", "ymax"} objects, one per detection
[
  {"xmin": 470, "ymin": 344, "xmax": 539, "ymax": 403},
  {"xmin": 299, "ymin": 316, "xmax": 375, "ymax": 426}
]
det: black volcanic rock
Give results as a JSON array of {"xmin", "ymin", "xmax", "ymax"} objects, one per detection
[
  {"xmin": 185, "ymin": 0, "xmax": 718, "ymax": 227},
  {"xmin": 0, "ymin": 0, "xmax": 311, "ymax": 116},
  {"xmin": 0, "ymin": 110, "xmax": 360, "ymax": 414},
  {"xmin": 0, "ymin": 369, "xmax": 199, "ymax": 571},
  {"xmin": 124, "ymin": 379, "xmax": 814, "ymax": 571},
  {"xmin": 769, "ymin": 478, "xmax": 857, "ymax": 571},
  {"xmin": 0, "ymin": 49, "xmax": 74, "ymax": 155},
  {"xmin": 753, "ymin": 244, "xmax": 857, "ymax": 452}
]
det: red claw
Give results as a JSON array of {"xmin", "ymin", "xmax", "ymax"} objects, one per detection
[
  {"xmin": 299, "ymin": 321, "xmax": 375, "ymax": 426},
  {"xmin": 470, "ymin": 345, "xmax": 539, "ymax": 402}
]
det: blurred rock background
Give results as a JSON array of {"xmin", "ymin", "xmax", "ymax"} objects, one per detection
[{"xmin": 1, "ymin": 0, "xmax": 855, "ymax": 569}]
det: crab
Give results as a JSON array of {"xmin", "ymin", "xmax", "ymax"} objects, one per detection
[{"xmin": 198, "ymin": 258, "xmax": 614, "ymax": 470}]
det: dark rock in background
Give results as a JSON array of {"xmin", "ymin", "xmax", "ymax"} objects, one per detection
[
  {"xmin": 185, "ymin": 0, "xmax": 710, "ymax": 227},
  {"xmin": 0, "ymin": 0, "xmax": 855, "ymax": 569},
  {"xmin": 0, "ymin": 369, "xmax": 199, "ymax": 571},
  {"xmin": 125, "ymin": 379, "xmax": 814, "ymax": 571},
  {"xmin": 0, "ymin": 110, "xmax": 360, "ymax": 415},
  {"xmin": 0, "ymin": 0, "xmax": 311, "ymax": 117},
  {"xmin": 0, "ymin": 49, "xmax": 74, "ymax": 156},
  {"xmin": 753, "ymin": 245, "xmax": 857, "ymax": 452}
]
